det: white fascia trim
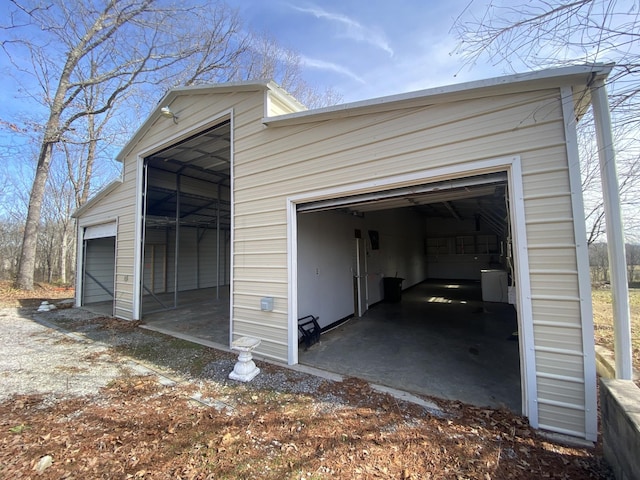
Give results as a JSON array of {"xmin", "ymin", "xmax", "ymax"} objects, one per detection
[
  {"xmin": 265, "ymin": 64, "xmax": 612, "ymax": 127},
  {"xmin": 561, "ymin": 86, "xmax": 598, "ymax": 441},
  {"xmin": 286, "ymin": 155, "xmax": 538, "ymax": 425},
  {"xmin": 75, "ymin": 222, "xmax": 83, "ymax": 308},
  {"xmin": 132, "ymin": 109, "xmax": 234, "ymax": 321}
]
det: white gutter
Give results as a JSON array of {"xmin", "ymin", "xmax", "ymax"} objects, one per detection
[{"xmin": 590, "ymin": 79, "xmax": 633, "ymax": 380}]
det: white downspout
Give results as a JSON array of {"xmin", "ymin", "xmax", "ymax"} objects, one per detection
[{"xmin": 590, "ymin": 78, "xmax": 633, "ymax": 380}]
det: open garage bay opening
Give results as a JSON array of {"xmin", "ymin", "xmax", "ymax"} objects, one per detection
[
  {"xmin": 139, "ymin": 120, "xmax": 231, "ymax": 343},
  {"xmin": 296, "ymin": 172, "xmax": 523, "ymax": 412}
]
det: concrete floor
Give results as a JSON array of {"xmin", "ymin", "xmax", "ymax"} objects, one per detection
[
  {"xmin": 83, "ymin": 281, "xmax": 522, "ymax": 413},
  {"xmin": 300, "ymin": 280, "xmax": 522, "ymax": 412},
  {"xmin": 140, "ymin": 287, "xmax": 230, "ymax": 346}
]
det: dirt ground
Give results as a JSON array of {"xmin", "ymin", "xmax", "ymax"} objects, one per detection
[{"xmin": 0, "ymin": 282, "xmax": 615, "ymax": 479}]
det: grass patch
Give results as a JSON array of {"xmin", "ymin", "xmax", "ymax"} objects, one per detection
[{"xmin": 592, "ymin": 287, "xmax": 640, "ymax": 372}]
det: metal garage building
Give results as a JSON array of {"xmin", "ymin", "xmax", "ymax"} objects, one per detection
[{"xmin": 74, "ymin": 64, "xmax": 625, "ymax": 441}]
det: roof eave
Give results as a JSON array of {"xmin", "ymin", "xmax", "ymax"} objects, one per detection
[{"xmin": 262, "ymin": 64, "xmax": 613, "ymax": 127}]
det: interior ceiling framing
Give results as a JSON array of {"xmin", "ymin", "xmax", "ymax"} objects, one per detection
[
  {"xmin": 144, "ymin": 121, "xmax": 231, "ymax": 229},
  {"xmin": 298, "ymin": 172, "xmax": 509, "ymax": 235},
  {"xmin": 147, "ymin": 121, "xmax": 231, "ymax": 186}
]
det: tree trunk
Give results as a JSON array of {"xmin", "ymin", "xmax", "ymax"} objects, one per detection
[
  {"xmin": 60, "ymin": 225, "xmax": 68, "ymax": 285},
  {"xmin": 16, "ymin": 143, "xmax": 54, "ymax": 290}
]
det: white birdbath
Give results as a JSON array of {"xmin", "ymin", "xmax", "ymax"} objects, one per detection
[{"xmin": 228, "ymin": 336, "xmax": 261, "ymax": 382}]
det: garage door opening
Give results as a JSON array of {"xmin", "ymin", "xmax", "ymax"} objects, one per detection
[
  {"xmin": 296, "ymin": 172, "xmax": 522, "ymax": 412},
  {"xmin": 82, "ymin": 224, "xmax": 116, "ymax": 316},
  {"xmin": 139, "ymin": 120, "xmax": 231, "ymax": 343}
]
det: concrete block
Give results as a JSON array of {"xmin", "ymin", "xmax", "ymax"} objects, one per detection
[{"xmin": 600, "ymin": 378, "xmax": 640, "ymax": 480}]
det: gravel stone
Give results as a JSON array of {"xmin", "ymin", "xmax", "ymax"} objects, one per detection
[{"xmin": 0, "ymin": 308, "xmax": 128, "ymax": 403}]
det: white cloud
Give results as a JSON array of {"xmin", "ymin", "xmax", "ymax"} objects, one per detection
[
  {"xmin": 301, "ymin": 56, "xmax": 366, "ymax": 84},
  {"xmin": 289, "ymin": 3, "xmax": 393, "ymax": 56}
]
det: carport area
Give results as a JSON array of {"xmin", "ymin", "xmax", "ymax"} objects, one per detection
[{"xmin": 299, "ymin": 280, "xmax": 521, "ymax": 412}]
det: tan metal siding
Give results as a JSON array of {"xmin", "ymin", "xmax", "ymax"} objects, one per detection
[{"xmin": 233, "ymin": 87, "xmax": 590, "ymax": 437}]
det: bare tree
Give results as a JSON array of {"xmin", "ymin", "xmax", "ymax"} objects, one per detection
[
  {"xmin": 226, "ymin": 32, "xmax": 342, "ymax": 108},
  {"xmin": 1, "ymin": 0, "xmax": 250, "ymax": 290},
  {"xmin": 453, "ymin": 0, "xmax": 640, "ymax": 243},
  {"xmin": 2, "ymin": 0, "xmax": 343, "ymax": 290},
  {"xmin": 627, "ymin": 243, "xmax": 640, "ymax": 284},
  {"xmin": 589, "ymin": 242, "xmax": 610, "ymax": 283}
]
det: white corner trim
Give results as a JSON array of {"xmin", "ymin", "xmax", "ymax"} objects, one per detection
[
  {"xmin": 507, "ymin": 157, "xmax": 539, "ymax": 429},
  {"xmin": 132, "ymin": 155, "xmax": 144, "ymax": 320},
  {"xmin": 561, "ymin": 85, "xmax": 598, "ymax": 441},
  {"xmin": 229, "ymin": 109, "xmax": 235, "ymax": 349},
  {"xmin": 286, "ymin": 198, "xmax": 299, "ymax": 365}
]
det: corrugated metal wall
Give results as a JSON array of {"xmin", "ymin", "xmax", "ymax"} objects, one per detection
[{"xmin": 143, "ymin": 226, "xmax": 229, "ymax": 296}]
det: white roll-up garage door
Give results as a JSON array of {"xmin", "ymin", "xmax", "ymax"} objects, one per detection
[{"xmin": 84, "ymin": 222, "xmax": 117, "ymax": 239}]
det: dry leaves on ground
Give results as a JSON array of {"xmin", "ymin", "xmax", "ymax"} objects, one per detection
[{"xmin": 0, "ymin": 374, "xmax": 612, "ymax": 479}]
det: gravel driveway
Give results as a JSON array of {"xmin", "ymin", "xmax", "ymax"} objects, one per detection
[{"xmin": 0, "ymin": 307, "xmax": 128, "ymax": 403}]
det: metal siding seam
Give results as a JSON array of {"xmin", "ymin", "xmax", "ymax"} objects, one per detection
[
  {"xmin": 534, "ymin": 321, "xmax": 581, "ymax": 329},
  {"xmin": 530, "ymin": 269, "xmax": 578, "ymax": 274},
  {"xmin": 531, "ymin": 294, "xmax": 580, "ymax": 302},
  {"xmin": 521, "ymin": 165, "xmax": 569, "ymax": 176},
  {"xmin": 527, "ymin": 243, "xmax": 578, "ymax": 249},
  {"xmin": 537, "ymin": 372, "xmax": 585, "ymax": 383},
  {"xmin": 525, "ymin": 217, "xmax": 574, "ymax": 225},
  {"xmin": 537, "ymin": 397, "xmax": 586, "ymax": 411},
  {"xmin": 535, "ymin": 345, "xmax": 584, "ymax": 357},
  {"xmin": 536, "ymin": 424, "xmax": 587, "ymax": 439}
]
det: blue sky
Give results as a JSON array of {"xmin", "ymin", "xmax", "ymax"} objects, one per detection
[
  {"xmin": 228, "ymin": 0, "xmax": 507, "ymax": 103},
  {"xmin": 1, "ymin": 0, "xmax": 508, "ymax": 213}
]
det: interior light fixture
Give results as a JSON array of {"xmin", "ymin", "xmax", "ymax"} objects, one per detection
[{"xmin": 160, "ymin": 106, "xmax": 179, "ymax": 124}]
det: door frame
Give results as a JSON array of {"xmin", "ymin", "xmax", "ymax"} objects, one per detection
[
  {"xmin": 353, "ymin": 235, "xmax": 368, "ymax": 317},
  {"xmin": 287, "ymin": 155, "xmax": 537, "ymax": 427}
]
